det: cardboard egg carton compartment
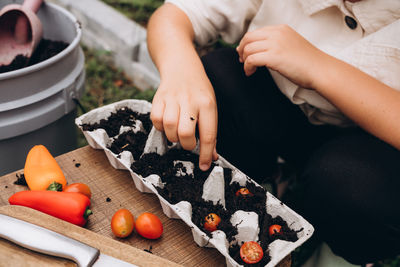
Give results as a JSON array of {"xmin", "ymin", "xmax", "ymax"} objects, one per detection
[{"xmin": 75, "ymin": 99, "xmax": 314, "ymax": 267}]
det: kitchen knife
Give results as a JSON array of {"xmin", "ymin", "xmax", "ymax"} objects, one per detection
[{"xmin": 0, "ymin": 214, "xmax": 137, "ymax": 267}]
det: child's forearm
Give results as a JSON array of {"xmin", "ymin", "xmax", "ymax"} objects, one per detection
[
  {"xmin": 147, "ymin": 3, "xmax": 205, "ymax": 80},
  {"xmin": 236, "ymin": 24, "xmax": 400, "ymax": 150},
  {"xmin": 146, "ymin": 3, "xmax": 219, "ymax": 170},
  {"xmin": 312, "ymin": 54, "xmax": 400, "ymax": 150}
]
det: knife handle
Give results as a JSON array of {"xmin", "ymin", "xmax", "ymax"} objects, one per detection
[{"xmin": 0, "ymin": 214, "xmax": 100, "ymax": 267}]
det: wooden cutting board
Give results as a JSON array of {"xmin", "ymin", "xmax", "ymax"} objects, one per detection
[
  {"xmin": 0, "ymin": 205, "xmax": 181, "ymax": 267},
  {"xmin": 0, "ymin": 146, "xmax": 226, "ymax": 266}
]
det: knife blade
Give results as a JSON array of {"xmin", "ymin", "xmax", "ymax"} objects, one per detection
[
  {"xmin": 93, "ymin": 253, "xmax": 138, "ymax": 267},
  {"xmin": 0, "ymin": 214, "xmax": 137, "ymax": 267}
]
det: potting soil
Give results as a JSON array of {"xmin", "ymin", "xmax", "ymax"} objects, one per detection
[
  {"xmin": 131, "ymin": 147, "xmax": 300, "ymax": 266},
  {"xmin": 81, "ymin": 107, "xmax": 152, "ymax": 161},
  {"xmin": 81, "ymin": 107, "xmax": 152, "ymax": 138},
  {"xmin": 0, "ymin": 39, "xmax": 69, "ymax": 73}
]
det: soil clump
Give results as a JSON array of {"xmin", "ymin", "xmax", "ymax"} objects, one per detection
[{"xmin": 0, "ymin": 39, "xmax": 69, "ymax": 73}]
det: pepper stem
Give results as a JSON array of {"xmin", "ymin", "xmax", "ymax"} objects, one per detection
[
  {"xmin": 47, "ymin": 182, "xmax": 63, "ymax": 191},
  {"xmin": 83, "ymin": 207, "xmax": 93, "ymax": 220}
]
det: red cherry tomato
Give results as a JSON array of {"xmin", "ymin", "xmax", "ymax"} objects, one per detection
[
  {"xmin": 235, "ymin": 188, "xmax": 253, "ymax": 197},
  {"xmin": 204, "ymin": 213, "xmax": 221, "ymax": 232},
  {"xmin": 269, "ymin": 224, "xmax": 282, "ymax": 236},
  {"xmin": 240, "ymin": 241, "xmax": 264, "ymax": 264},
  {"xmin": 111, "ymin": 209, "xmax": 135, "ymax": 238},
  {"xmin": 64, "ymin": 183, "xmax": 92, "ymax": 199},
  {"xmin": 135, "ymin": 212, "xmax": 163, "ymax": 239}
]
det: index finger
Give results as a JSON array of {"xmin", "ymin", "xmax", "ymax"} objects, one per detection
[{"xmin": 198, "ymin": 104, "xmax": 218, "ymax": 171}]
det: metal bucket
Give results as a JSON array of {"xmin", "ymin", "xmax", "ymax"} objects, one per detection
[{"xmin": 0, "ymin": 1, "xmax": 84, "ymax": 175}]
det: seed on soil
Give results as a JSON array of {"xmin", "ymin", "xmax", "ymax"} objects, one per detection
[{"xmin": 121, "ymin": 143, "xmax": 129, "ymax": 149}]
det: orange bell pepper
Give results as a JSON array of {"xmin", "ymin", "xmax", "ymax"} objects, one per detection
[{"xmin": 24, "ymin": 145, "xmax": 67, "ymax": 190}]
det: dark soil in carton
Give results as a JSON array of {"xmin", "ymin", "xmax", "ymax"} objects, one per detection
[
  {"xmin": 81, "ymin": 107, "xmax": 152, "ymax": 160},
  {"xmin": 81, "ymin": 107, "xmax": 152, "ymax": 138},
  {"xmin": 108, "ymin": 130, "xmax": 148, "ymax": 160},
  {"xmin": 132, "ymin": 149, "xmax": 215, "ymax": 187},
  {"xmin": 132, "ymin": 149, "xmax": 239, "ymax": 241},
  {"xmin": 83, "ymin": 105, "xmax": 302, "ymax": 265},
  {"xmin": 131, "ymin": 147, "xmax": 300, "ymax": 265},
  {"xmin": 0, "ymin": 39, "xmax": 69, "ymax": 73},
  {"xmin": 260, "ymin": 215, "xmax": 301, "ymax": 244},
  {"xmin": 225, "ymin": 177, "xmax": 267, "ymax": 214},
  {"xmin": 192, "ymin": 200, "xmax": 238, "ymax": 243}
]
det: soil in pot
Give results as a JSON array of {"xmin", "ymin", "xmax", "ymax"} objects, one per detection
[{"xmin": 0, "ymin": 39, "xmax": 69, "ymax": 73}]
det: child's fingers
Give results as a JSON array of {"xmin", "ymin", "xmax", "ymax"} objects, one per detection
[
  {"xmin": 241, "ymin": 40, "xmax": 269, "ymax": 62},
  {"xmin": 245, "ymin": 65, "xmax": 257, "ymax": 76},
  {"xmin": 243, "ymin": 51, "xmax": 270, "ymax": 76},
  {"xmin": 163, "ymin": 101, "xmax": 180, "ymax": 143},
  {"xmin": 212, "ymin": 146, "xmax": 219, "ymax": 161},
  {"xmin": 198, "ymin": 104, "xmax": 218, "ymax": 171},
  {"xmin": 178, "ymin": 105, "xmax": 198, "ymax": 151},
  {"xmin": 150, "ymin": 97, "xmax": 165, "ymax": 132}
]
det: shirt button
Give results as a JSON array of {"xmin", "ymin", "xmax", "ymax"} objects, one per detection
[{"xmin": 345, "ymin": 16, "xmax": 357, "ymax": 29}]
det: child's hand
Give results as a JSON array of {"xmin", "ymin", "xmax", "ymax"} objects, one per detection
[
  {"xmin": 151, "ymin": 72, "xmax": 218, "ymax": 171},
  {"xmin": 236, "ymin": 24, "xmax": 328, "ymax": 89}
]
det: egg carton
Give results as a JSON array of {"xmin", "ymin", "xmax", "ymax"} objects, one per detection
[{"xmin": 75, "ymin": 99, "xmax": 314, "ymax": 267}]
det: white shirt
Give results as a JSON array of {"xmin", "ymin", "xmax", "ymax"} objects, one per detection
[{"xmin": 165, "ymin": 0, "xmax": 400, "ymax": 126}]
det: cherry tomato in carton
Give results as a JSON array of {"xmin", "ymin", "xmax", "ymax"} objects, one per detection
[
  {"xmin": 235, "ymin": 188, "xmax": 253, "ymax": 197},
  {"xmin": 111, "ymin": 209, "xmax": 135, "ymax": 238},
  {"xmin": 269, "ymin": 224, "xmax": 282, "ymax": 236},
  {"xmin": 240, "ymin": 241, "xmax": 264, "ymax": 264},
  {"xmin": 135, "ymin": 212, "xmax": 163, "ymax": 239},
  {"xmin": 204, "ymin": 213, "xmax": 221, "ymax": 232},
  {"xmin": 64, "ymin": 183, "xmax": 92, "ymax": 199}
]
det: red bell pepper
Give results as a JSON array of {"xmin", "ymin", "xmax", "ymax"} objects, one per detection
[{"xmin": 9, "ymin": 191, "xmax": 92, "ymax": 226}]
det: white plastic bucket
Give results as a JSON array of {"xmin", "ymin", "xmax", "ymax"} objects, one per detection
[{"xmin": 0, "ymin": 1, "xmax": 84, "ymax": 175}]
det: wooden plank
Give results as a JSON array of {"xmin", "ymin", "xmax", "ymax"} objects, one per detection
[
  {"xmin": 0, "ymin": 146, "xmax": 225, "ymax": 266},
  {"xmin": 0, "ymin": 237, "xmax": 75, "ymax": 267},
  {"xmin": 0, "ymin": 205, "xmax": 180, "ymax": 267}
]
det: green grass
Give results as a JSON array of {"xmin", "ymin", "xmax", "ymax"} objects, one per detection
[
  {"xmin": 77, "ymin": 46, "xmax": 155, "ymax": 147},
  {"xmin": 100, "ymin": 0, "xmax": 163, "ymax": 26},
  {"xmin": 376, "ymin": 256, "xmax": 400, "ymax": 267}
]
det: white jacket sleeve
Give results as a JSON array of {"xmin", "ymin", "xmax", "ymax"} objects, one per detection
[
  {"xmin": 335, "ymin": 19, "xmax": 400, "ymax": 91},
  {"xmin": 165, "ymin": 0, "xmax": 262, "ymax": 46},
  {"xmin": 293, "ymin": 19, "xmax": 400, "ymax": 126}
]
